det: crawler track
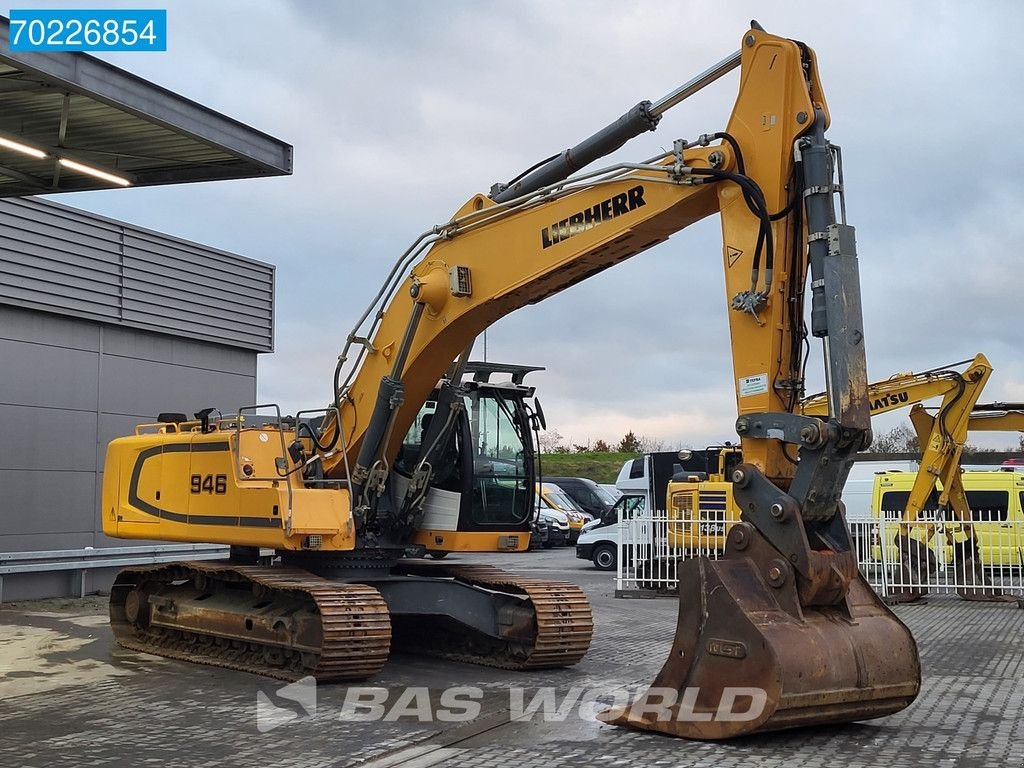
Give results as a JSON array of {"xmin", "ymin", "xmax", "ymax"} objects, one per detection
[
  {"xmin": 110, "ymin": 562, "xmax": 391, "ymax": 682},
  {"xmin": 109, "ymin": 560, "xmax": 592, "ymax": 681},
  {"xmin": 393, "ymin": 561, "xmax": 594, "ymax": 669}
]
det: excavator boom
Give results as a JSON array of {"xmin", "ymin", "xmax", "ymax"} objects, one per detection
[
  {"xmin": 802, "ymin": 353, "xmax": 992, "ymax": 419},
  {"xmin": 967, "ymin": 404, "xmax": 1024, "ymax": 433}
]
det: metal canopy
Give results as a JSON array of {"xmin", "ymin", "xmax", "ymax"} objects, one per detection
[{"xmin": 0, "ymin": 16, "xmax": 291, "ymax": 197}]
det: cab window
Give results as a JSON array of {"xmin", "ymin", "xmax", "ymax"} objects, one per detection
[
  {"xmin": 879, "ymin": 489, "xmax": 940, "ymax": 519},
  {"xmin": 397, "ymin": 401, "xmax": 437, "ymax": 473},
  {"xmin": 606, "ymin": 495, "xmax": 645, "ymax": 525},
  {"xmin": 468, "ymin": 391, "xmax": 529, "ymax": 526},
  {"xmin": 965, "ymin": 490, "xmax": 1009, "ymax": 522}
]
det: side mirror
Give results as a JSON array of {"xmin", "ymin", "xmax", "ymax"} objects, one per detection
[{"xmin": 533, "ymin": 397, "xmax": 547, "ymax": 431}]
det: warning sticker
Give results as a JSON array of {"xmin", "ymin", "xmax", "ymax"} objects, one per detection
[
  {"xmin": 739, "ymin": 373, "xmax": 769, "ymax": 397},
  {"xmin": 726, "ymin": 246, "xmax": 742, "ymax": 267}
]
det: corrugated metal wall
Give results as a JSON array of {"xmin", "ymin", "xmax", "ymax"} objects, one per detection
[
  {"xmin": 0, "ymin": 198, "xmax": 272, "ymax": 600},
  {"xmin": 0, "ymin": 197, "xmax": 274, "ymax": 351}
]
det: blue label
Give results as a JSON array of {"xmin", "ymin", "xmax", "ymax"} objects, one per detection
[{"xmin": 8, "ymin": 9, "xmax": 167, "ymax": 52}]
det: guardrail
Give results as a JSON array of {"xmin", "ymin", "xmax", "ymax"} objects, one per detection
[
  {"xmin": 616, "ymin": 511, "xmax": 1024, "ymax": 602},
  {"xmin": 0, "ymin": 544, "xmax": 229, "ymax": 604}
]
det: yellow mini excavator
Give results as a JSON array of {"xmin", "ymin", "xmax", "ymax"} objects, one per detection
[{"xmin": 100, "ymin": 23, "xmax": 921, "ymax": 739}]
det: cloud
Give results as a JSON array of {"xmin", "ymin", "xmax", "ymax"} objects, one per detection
[{"xmin": 44, "ymin": 1, "xmax": 1024, "ymax": 453}]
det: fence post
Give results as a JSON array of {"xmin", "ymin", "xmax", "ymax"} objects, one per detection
[
  {"xmin": 878, "ymin": 516, "xmax": 889, "ymax": 598},
  {"xmin": 616, "ymin": 516, "xmax": 623, "ymax": 594}
]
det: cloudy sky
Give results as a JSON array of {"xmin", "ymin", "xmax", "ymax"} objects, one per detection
[{"xmin": 46, "ymin": 0, "xmax": 1024, "ymax": 450}]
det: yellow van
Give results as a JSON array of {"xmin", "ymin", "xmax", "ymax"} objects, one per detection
[{"xmin": 870, "ymin": 469, "xmax": 1024, "ymax": 567}]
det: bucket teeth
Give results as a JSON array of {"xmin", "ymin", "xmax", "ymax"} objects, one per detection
[{"xmin": 604, "ymin": 554, "xmax": 921, "ymax": 739}]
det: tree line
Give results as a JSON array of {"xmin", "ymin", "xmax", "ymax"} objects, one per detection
[
  {"xmin": 868, "ymin": 423, "xmax": 1024, "ymax": 454},
  {"xmin": 539, "ymin": 422, "xmax": 1024, "ymax": 455},
  {"xmin": 539, "ymin": 429, "xmax": 670, "ymax": 454}
]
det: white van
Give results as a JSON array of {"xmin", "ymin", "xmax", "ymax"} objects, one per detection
[{"xmin": 575, "ymin": 493, "xmax": 646, "ymax": 570}]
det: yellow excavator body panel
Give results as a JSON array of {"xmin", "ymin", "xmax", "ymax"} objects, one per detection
[
  {"xmin": 668, "ymin": 478, "xmax": 738, "ymax": 551},
  {"xmin": 411, "ymin": 530, "xmax": 530, "ymax": 552},
  {"xmin": 101, "ymin": 427, "xmax": 356, "ymax": 551}
]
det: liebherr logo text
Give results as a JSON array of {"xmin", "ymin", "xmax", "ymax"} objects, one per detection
[{"xmin": 541, "ymin": 185, "xmax": 646, "ymax": 249}]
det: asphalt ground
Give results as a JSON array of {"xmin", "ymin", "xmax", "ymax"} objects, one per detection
[{"xmin": 1, "ymin": 547, "xmax": 1022, "ymax": 768}]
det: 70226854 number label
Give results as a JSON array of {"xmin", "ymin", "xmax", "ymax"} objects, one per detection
[{"xmin": 8, "ymin": 9, "xmax": 167, "ymax": 52}]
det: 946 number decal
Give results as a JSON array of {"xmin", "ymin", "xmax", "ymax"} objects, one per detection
[{"xmin": 190, "ymin": 474, "xmax": 227, "ymax": 495}]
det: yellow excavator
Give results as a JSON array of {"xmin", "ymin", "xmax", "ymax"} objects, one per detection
[
  {"xmin": 670, "ymin": 355, "xmax": 992, "ymax": 536},
  {"xmin": 100, "ymin": 23, "xmax": 920, "ymax": 739},
  {"xmin": 812, "ymin": 354, "xmax": 1002, "ymax": 602},
  {"xmin": 668, "ymin": 354, "xmax": 1011, "ymax": 600},
  {"xmin": 892, "ymin": 387, "xmax": 1024, "ymax": 602},
  {"xmin": 670, "ymin": 353, "xmax": 1024, "ymax": 603}
]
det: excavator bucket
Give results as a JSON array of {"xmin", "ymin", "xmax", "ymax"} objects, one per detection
[{"xmin": 604, "ymin": 524, "xmax": 920, "ymax": 739}]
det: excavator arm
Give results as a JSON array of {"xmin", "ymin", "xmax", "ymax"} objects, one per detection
[
  {"xmin": 327, "ymin": 27, "xmax": 871, "ymax": 558},
  {"xmin": 967, "ymin": 404, "xmax": 1024, "ymax": 433},
  {"xmin": 802, "ymin": 353, "xmax": 991, "ymax": 419},
  {"xmin": 907, "ymin": 396, "xmax": 1023, "ymax": 523},
  {"xmin": 320, "ymin": 25, "xmax": 918, "ymax": 737},
  {"xmin": 809, "ymin": 355, "xmax": 1019, "ymax": 605}
]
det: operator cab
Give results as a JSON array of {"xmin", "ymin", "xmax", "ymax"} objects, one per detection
[{"xmin": 394, "ymin": 362, "xmax": 544, "ymax": 539}]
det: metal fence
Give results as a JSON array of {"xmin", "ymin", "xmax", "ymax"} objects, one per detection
[{"xmin": 615, "ymin": 510, "xmax": 1024, "ymax": 602}]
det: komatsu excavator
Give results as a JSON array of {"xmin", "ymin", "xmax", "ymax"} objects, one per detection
[
  {"xmin": 891, "ymin": 384, "xmax": 1024, "ymax": 602},
  {"xmin": 670, "ymin": 354, "xmax": 994, "ymax": 529},
  {"xmin": 810, "ymin": 354, "xmax": 1002, "ymax": 602},
  {"xmin": 100, "ymin": 23, "xmax": 921, "ymax": 739},
  {"xmin": 669, "ymin": 354, "xmax": 1012, "ymax": 600}
]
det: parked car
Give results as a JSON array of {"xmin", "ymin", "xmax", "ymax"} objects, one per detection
[
  {"xmin": 543, "ymin": 476, "xmax": 617, "ymax": 519},
  {"xmin": 536, "ymin": 498, "xmax": 571, "ymax": 547},
  {"xmin": 529, "ymin": 514, "xmax": 551, "ymax": 549},
  {"xmin": 537, "ymin": 482, "xmax": 592, "ymax": 542}
]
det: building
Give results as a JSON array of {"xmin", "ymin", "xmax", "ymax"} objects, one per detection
[
  {"xmin": 0, "ymin": 196, "xmax": 274, "ymax": 600},
  {"xmin": 0, "ymin": 16, "xmax": 291, "ymax": 601}
]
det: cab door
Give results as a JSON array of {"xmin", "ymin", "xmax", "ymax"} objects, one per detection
[{"xmin": 615, "ymin": 494, "xmax": 648, "ymax": 546}]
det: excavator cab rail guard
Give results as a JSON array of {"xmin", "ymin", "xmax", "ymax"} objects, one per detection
[{"xmin": 616, "ymin": 511, "xmax": 1024, "ymax": 601}]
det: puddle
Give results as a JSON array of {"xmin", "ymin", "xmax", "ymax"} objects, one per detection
[
  {"xmin": 62, "ymin": 615, "xmax": 111, "ymax": 629},
  {"xmin": 0, "ymin": 624, "xmax": 132, "ymax": 699}
]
